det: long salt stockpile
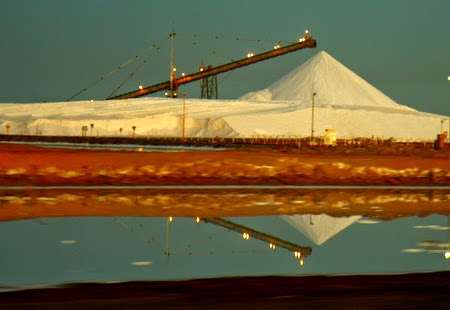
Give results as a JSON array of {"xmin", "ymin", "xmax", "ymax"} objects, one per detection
[{"xmin": 0, "ymin": 51, "xmax": 445, "ymax": 140}]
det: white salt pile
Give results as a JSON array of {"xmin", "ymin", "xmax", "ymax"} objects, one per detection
[{"xmin": 0, "ymin": 51, "xmax": 445, "ymax": 140}]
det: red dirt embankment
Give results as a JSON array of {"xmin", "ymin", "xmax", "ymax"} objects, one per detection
[{"xmin": 0, "ymin": 143, "xmax": 449, "ymax": 186}]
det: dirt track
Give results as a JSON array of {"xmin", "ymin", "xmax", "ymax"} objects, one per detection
[{"xmin": 0, "ymin": 143, "xmax": 449, "ymax": 187}]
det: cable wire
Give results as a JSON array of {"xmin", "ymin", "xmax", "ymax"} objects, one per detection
[
  {"xmin": 66, "ymin": 36, "xmax": 170, "ymax": 101},
  {"xmin": 179, "ymin": 32, "xmax": 295, "ymax": 45}
]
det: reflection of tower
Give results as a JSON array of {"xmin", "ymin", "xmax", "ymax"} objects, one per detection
[
  {"xmin": 165, "ymin": 216, "xmax": 173, "ymax": 256},
  {"xmin": 200, "ymin": 64, "xmax": 218, "ymax": 99},
  {"xmin": 446, "ymin": 215, "xmax": 450, "ymax": 259}
]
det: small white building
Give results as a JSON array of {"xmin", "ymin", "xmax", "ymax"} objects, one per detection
[{"xmin": 324, "ymin": 128, "xmax": 337, "ymax": 146}]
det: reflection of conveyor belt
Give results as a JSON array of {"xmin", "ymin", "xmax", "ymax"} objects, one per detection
[{"xmin": 203, "ymin": 217, "xmax": 311, "ymax": 259}]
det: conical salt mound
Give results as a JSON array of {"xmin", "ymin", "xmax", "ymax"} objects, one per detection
[
  {"xmin": 280, "ymin": 214, "xmax": 362, "ymax": 246},
  {"xmin": 243, "ymin": 51, "xmax": 407, "ymax": 109}
]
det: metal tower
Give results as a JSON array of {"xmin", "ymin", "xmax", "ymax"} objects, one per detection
[{"xmin": 200, "ymin": 64, "xmax": 218, "ymax": 99}]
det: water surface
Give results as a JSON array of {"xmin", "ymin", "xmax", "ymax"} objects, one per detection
[{"xmin": 0, "ymin": 188, "xmax": 449, "ymax": 287}]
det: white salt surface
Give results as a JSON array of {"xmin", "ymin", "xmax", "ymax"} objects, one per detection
[{"xmin": 0, "ymin": 51, "xmax": 445, "ymax": 140}]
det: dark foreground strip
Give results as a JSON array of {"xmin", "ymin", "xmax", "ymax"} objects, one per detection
[{"xmin": 1, "ymin": 271, "xmax": 449, "ymax": 309}]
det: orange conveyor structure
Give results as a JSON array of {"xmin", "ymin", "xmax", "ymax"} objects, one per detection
[{"xmin": 108, "ymin": 32, "xmax": 316, "ymax": 100}]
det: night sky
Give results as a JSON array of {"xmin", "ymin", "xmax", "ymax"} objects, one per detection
[{"xmin": 0, "ymin": 0, "xmax": 449, "ymax": 115}]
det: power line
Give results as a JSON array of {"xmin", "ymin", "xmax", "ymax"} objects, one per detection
[
  {"xmin": 179, "ymin": 32, "xmax": 295, "ymax": 45},
  {"xmin": 66, "ymin": 36, "xmax": 170, "ymax": 101}
]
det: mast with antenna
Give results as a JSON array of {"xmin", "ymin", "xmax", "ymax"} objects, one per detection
[{"xmin": 169, "ymin": 24, "xmax": 177, "ymax": 98}]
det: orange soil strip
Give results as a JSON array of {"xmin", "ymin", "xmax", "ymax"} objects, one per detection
[
  {"xmin": 0, "ymin": 143, "xmax": 449, "ymax": 186},
  {"xmin": 0, "ymin": 188, "xmax": 449, "ymax": 222}
]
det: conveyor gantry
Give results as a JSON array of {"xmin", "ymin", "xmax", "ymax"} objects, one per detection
[{"xmin": 108, "ymin": 31, "xmax": 316, "ymax": 100}]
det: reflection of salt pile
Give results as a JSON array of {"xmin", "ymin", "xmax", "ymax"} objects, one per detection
[
  {"xmin": 0, "ymin": 51, "xmax": 445, "ymax": 139},
  {"xmin": 281, "ymin": 214, "xmax": 362, "ymax": 245}
]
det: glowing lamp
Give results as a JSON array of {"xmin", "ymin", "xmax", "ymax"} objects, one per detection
[{"xmin": 445, "ymin": 251, "xmax": 450, "ymax": 259}]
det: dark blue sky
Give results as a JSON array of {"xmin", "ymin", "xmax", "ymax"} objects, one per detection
[{"xmin": 0, "ymin": 0, "xmax": 449, "ymax": 115}]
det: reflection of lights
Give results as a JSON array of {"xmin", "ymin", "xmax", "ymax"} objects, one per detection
[
  {"xmin": 130, "ymin": 261, "xmax": 153, "ymax": 266},
  {"xmin": 169, "ymin": 216, "xmax": 173, "ymax": 222},
  {"xmin": 247, "ymin": 53, "xmax": 254, "ymax": 58},
  {"xmin": 418, "ymin": 241, "xmax": 441, "ymax": 248},
  {"xmin": 402, "ymin": 249, "xmax": 426, "ymax": 253},
  {"xmin": 300, "ymin": 259, "xmax": 304, "ymax": 266},
  {"xmin": 445, "ymin": 251, "xmax": 450, "ymax": 259},
  {"xmin": 60, "ymin": 240, "xmax": 77, "ymax": 245},
  {"xmin": 269, "ymin": 243, "xmax": 276, "ymax": 249},
  {"xmin": 294, "ymin": 251, "xmax": 300, "ymax": 258},
  {"xmin": 242, "ymin": 232, "xmax": 250, "ymax": 240},
  {"xmin": 196, "ymin": 217, "xmax": 200, "ymax": 223},
  {"xmin": 182, "ymin": 72, "xmax": 186, "ymax": 77},
  {"xmin": 358, "ymin": 219, "xmax": 380, "ymax": 225},
  {"xmin": 428, "ymin": 249, "xmax": 447, "ymax": 254},
  {"xmin": 139, "ymin": 85, "xmax": 143, "ymax": 90},
  {"xmin": 414, "ymin": 225, "xmax": 450, "ymax": 230}
]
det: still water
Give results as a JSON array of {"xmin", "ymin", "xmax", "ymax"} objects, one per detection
[{"xmin": 0, "ymin": 187, "xmax": 449, "ymax": 287}]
